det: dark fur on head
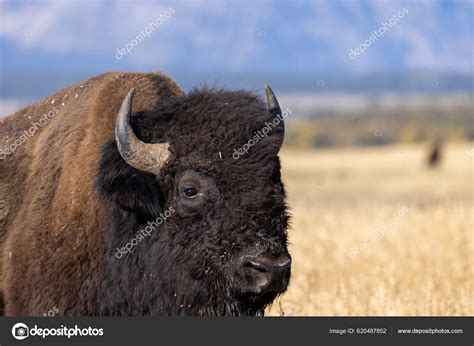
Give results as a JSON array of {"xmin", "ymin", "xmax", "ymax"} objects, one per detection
[{"xmin": 96, "ymin": 87, "xmax": 290, "ymax": 316}]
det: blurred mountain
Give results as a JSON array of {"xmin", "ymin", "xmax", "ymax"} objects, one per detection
[
  {"xmin": 1, "ymin": 1, "xmax": 472, "ymax": 91},
  {"xmin": 0, "ymin": 70, "xmax": 472, "ymax": 100}
]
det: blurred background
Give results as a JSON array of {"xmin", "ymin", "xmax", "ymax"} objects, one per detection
[
  {"xmin": 1, "ymin": 0, "xmax": 473, "ymax": 315},
  {"xmin": 1, "ymin": 0, "xmax": 473, "ymax": 144}
]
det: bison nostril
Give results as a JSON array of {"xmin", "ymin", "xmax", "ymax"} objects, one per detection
[
  {"xmin": 240, "ymin": 254, "xmax": 291, "ymax": 294},
  {"xmin": 245, "ymin": 259, "xmax": 269, "ymax": 273}
]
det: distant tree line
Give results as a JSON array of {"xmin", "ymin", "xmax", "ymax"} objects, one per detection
[{"xmin": 285, "ymin": 100, "xmax": 473, "ymax": 148}]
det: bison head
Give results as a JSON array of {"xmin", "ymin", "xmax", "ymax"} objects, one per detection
[{"xmin": 97, "ymin": 85, "xmax": 291, "ymax": 316}]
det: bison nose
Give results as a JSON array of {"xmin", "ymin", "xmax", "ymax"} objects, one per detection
[{"xmin": 240, "ymin": 254, "xmax": 291, "ymax": 294}]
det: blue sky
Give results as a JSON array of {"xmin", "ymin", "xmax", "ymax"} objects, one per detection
[{"xmin": 0, "ymin": 0, "xmax": 472, "ymax": 98}]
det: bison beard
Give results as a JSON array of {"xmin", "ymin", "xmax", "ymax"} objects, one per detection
[{"xmin": 0, "ymin": 72, "xmax": 291, "ymax": 316}]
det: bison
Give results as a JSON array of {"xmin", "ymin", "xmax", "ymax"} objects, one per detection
[
  {"xmin": 427, "ymin": 138, "xmax": 443, "ymax": 168},
  {"xmin": 0, "ymin": 72, "xmax": 291, "ymax": 316}
]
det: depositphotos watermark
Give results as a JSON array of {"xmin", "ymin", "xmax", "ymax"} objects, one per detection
[
  {"xmin": 115, "ymin": 8, "xmax": 175, "ymax": 60},
  {"xmin": 350, "ymin": 206, "xmax": 409, "ymax": 259},
  {"xmin": 349, "ymin": 8, "xmax": 408, "ymax": 60},
  {"xmin": 464, "ymin": 148, "xmax": 474, "ymax": 161},
  {"xmin": 0, "ymin": 107, "xmax": 59, "ymax": 160},
  {"xmin": 11, "ymin": 322, "xmax": 103, "ymax": 340},
  {"xmin": 43, "ymin": 306, "xmax": 59, "ymax": 317},
  {"xmin": 232, "ymin": 107, "xmax": 292, "ymax": 159},
  {"xmin": 115, "ymin": 206, "xmax": 175, "ymax": 258}
]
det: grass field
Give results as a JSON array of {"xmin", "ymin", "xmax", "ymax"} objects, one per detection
[{"xmin": 266, "ymin": 143, "xmax": 473, "ymax": 316}]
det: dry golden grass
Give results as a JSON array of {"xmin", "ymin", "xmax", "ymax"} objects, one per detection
[{"xmin": 266, "ymin": 143, "xmax": 473, "ymax": 316}]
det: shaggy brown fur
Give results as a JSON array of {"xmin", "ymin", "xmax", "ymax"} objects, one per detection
[
  {"xmin": 0, "ymin": 72, "xmax": 183, "ymax": 315},
  {"xmin": 0, "ymin": 71, "xmax": 290, "ymax": 316}
]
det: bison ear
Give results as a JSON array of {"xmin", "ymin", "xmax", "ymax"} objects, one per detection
[{"xmin": 96, "ymin": 139, "xmax": 164, "ymax": 220}]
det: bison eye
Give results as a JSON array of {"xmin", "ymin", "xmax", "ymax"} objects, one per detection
[{"xmin": 183, "ymin": 187, "xmax": 198, "ymax": 198}]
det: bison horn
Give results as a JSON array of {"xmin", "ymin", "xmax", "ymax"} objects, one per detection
[
  {"xmin": 264, "ymin": 84, "xmax": 281, "ymax": 116},
  {"xmin": 115, "ymin": 88, "xmax": 172, "ymax": 175},
  {"xmin": 264, "ymin": 84, "xmax": 285, "ymax": 149}
]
